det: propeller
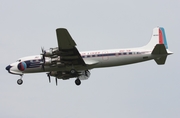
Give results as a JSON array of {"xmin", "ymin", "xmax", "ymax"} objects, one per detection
[
  {"xmin": 41, "ymin": 47, "xmax": 46, "ymax": 55},
  {"xmin": 47, "ymin": 73, "xmax": 51, "ymax": 83},
  {"xmin": 41, "ymin": 47, "xmax": 46, "ymax": 70},
  {"xmin": 55, "ymin": 77, "xmax": 58, "ymax": 86}
]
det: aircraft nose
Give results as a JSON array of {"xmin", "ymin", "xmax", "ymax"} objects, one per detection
[{"xmin": 6, "ymin": 65, "xmax": 12, "ymax": 71}]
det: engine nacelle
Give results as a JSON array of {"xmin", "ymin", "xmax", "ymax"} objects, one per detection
[
  {"xmin": 44, "ymin": 57, "xmax": 52, "ymax": 65},
  {"xmin": 79, "ymin": 70, "xmax": 91, "ymax": 80},
  {"xmin": 44, "ymin": 56, "xmax": 61, "ymax": 66},
  {"xmin": 51, "ymin": 56, "xmax": 61, "ymax": 62},
  {"xmin": 44, "ymin": 47, "xmax": 59, "ymax": 57}
]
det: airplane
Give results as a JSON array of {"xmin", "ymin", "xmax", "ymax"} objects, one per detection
[{"xmin": 5, "ymin": 27, "xmax": 173, "ymax": 86}]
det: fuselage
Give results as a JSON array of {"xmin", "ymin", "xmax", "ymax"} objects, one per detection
[{"xmin": 6, "ymin": 47, "xmax": 158, "ymax": 75}]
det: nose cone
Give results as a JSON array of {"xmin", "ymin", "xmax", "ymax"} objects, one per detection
[
  {"xmin": 5, "ymin": 63, "xmax": 23, "ymax": 75},
  {"xmin": 6, "ymin": 65, "xmax": 12, "ymax": 71}
]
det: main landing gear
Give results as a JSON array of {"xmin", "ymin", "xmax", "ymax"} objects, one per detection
[
  {"xmin": 17, "ymin": 75, "xmax": 23, "ymax": 85},
  {"xmin": 75, "ymin": 78, "xmax": 81, "ymax": 86},
  {"xmin": 70, "ymin": 69, "xmax": 81, "ymax": 86}
]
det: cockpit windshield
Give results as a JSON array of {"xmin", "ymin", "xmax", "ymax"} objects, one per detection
[{"xmin": 16, "ymin": 59, "xmax": 21, "ymax": 62}]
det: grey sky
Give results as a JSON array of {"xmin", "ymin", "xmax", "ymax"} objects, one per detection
[{"xmin": 1, "ymin": 0, "xmax": 180, "ymax": 118}]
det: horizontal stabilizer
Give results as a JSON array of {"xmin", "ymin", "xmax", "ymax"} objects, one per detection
[
  {"xmin": 152, "ymin": 44, "xmax": 168, "ymax": 65},
  {"xmin": 154, "ymin": 56, "xmax": 167, "ymax": 65},
  {"xmin": 152, "ymin": 44, "xmax": 167, "ymax": 55}
]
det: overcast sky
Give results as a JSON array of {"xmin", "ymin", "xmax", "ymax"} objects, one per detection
[{"xmin": 1, "ymin": 0, "xmax": 180, "ymax": 118}]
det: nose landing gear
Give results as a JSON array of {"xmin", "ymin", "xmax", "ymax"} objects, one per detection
[
  {"xmin": 17, "ymin": 79, "xmax": 23, "ymax": 85},
  {"xmin": 17, "ymin": 75, "xmax": 23, "ymax": 85}
]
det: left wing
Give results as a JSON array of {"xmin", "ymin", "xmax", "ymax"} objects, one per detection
[{"xmin": 56, "ymin": 28, "xmax": 86, "ymax": 66}]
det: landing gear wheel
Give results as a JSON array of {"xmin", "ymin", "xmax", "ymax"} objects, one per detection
[
  {"xmin": 17, "ymin": 79, "xmax": 23, "ymax": 85},
  {"xmin": 75, "ymin": 79, "xmax": 81, "ymax": 86},
  {"xmin": 70, "ymin": 69, "xmax": 76, "ymax": 74}
]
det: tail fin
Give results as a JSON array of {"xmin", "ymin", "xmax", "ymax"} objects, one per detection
[
  {"xmin": 143, "ymin": 27, "xmax": 168, "ymax": 50},
  {"xmin": 143, "ymin": 27, "xmax": 173, "ymax": 65}
]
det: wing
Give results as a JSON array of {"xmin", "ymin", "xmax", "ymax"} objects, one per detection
[{"xmin": 56, "ymin": 28, "xmax": 86, "ymax": 66}]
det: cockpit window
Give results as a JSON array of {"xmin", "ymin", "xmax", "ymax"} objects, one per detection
[{"xmin": 16, "ymin": 59, "xmax": 21, "ymax": 62}]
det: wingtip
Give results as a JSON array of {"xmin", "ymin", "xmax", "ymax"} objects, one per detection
[{"xmin": 56, "ymin": 28, "xmax": 67, "ymax": 31}]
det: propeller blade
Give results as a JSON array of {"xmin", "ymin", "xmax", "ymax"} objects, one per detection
[
  {"xmin": 41, "ymin": 47, "xmax": 43, "ymax": 53},
  {"xmin": 41, "ymin": 57, "xmax": 45, "ymax": 71},
  {"xmin": 55, "ymin": 77, "xmax": 58, "ymax": 86},
  {"xmin": 41, "ymin": 47, "xmax": 45, "ymax": 54},
  {"xmin": 41, "ymin": 47, "xmax": 46, "ymax": 71},
  {"xmin": 42, "ymin": 64, "xmax": 45, "ymax": 71}
]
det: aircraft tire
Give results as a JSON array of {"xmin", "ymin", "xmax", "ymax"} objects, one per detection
[
  {"xmin": 17, "ymin": 79, "xmax": 23, "ymax": 85},
  {"xmin": 75, "ymin": 79, "xmax": 81, "ymax": 86}
]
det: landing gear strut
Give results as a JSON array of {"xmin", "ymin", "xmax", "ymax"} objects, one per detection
[
  {"xmin": 17, "ymin": 75, "xmax": 23, "ymax": 85},
  {"xmin": 75, "ymin": 78, "xmax": 81, "ymax": 86}
]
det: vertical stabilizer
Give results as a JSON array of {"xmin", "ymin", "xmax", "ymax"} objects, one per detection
[{"xmin": 143, "ymin": 27, "xmax": 168, "ymax": 50}]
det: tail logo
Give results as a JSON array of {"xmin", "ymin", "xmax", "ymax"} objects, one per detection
[{"xmin": 159, "ymin": 28, "xmax": 168, "ymax": 49}]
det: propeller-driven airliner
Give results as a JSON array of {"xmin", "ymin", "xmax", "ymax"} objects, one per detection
[{"xmin": 5, "ymin": 27, "xmax": 173, "ymax": 86}]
